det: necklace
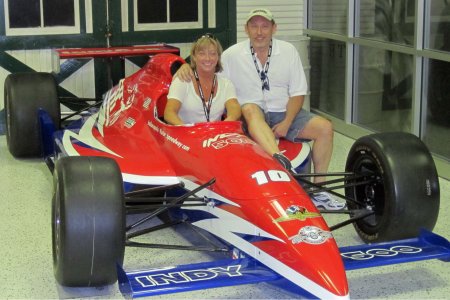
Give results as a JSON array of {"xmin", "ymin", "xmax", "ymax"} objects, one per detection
[
  {"xmin": 194, "ymin": 69, "xmax": 217, "ymax": 122},
  {"xmin": 250, "ymin": 39, "xmax": 272, "ymax": 91}
]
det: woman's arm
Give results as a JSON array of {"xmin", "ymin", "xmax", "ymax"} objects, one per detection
[
  {"xmin": 164, "ymin": 99, "xmax": 184, "ymax": 125},
  {"xmin": 223, "ymin": 98, "xmax": 242, "ymax": 121}
]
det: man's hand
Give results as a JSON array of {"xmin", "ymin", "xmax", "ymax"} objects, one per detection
[
  {"xmin": 272, "ymin": 120, "xmax": 290, "ymax": 139},
  {"xmin": 174, "ymin": 63, "xmax": 195, "ymax": 82}
]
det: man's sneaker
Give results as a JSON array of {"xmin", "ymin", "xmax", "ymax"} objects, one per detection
[
  {"xmin": 312, "ymin": 192, "xmax": 346, "ymax": 210},
  {"xmin": 273, "ymin": 152, "xmax": 294, "ymax": 173}
]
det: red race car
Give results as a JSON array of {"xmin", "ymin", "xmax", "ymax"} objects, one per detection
[{"xmin": 4, "ymin": 50, "xmax": 449, "ymax": 299}]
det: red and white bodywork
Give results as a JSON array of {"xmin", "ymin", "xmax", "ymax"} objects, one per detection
[{"xmin": 56, "ymin": 54, "xmax": 349, "ymax": 298}]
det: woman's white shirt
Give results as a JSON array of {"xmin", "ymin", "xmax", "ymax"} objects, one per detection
[{"xmin": 167, "ymin": 76, "xmax": 237, "ymax": 124}]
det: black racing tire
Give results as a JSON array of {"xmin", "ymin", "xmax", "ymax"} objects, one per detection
[
  {"xmin": 345, "ymin": 132, "xmax": 440, "ymax": 243},
  {"xmin": 4, "ymin": 72, "xmax": 60, "ymax": 157},
  {"xmin": 52, "ymin": 156, "xmax": 125, "ymax": 287}
]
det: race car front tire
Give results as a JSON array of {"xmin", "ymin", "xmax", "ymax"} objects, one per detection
[
  {"xmin": 4, "ymin": 72, "xmax": 60, "ymax": 157},
  {"xmin": 345, "ymin": 132, "xmax": 440, "ymax": 243},
  {"xmin": 52, "ymin": 156, "xmax": 125, "ymax": 287}
]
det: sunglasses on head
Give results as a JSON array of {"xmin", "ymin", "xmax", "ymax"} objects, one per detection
[{"xmin": 198, "ymin": 33, "xmax": 217, "ymax": 41}]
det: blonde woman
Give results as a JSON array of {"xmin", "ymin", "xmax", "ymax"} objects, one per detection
[{"xmin": 164, "ymin": 34, "xmax": 241, "ymax": 125}]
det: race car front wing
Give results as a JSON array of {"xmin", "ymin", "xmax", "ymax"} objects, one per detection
[{"xmin": 118, "ymin": 229, "xmax": 450, "ymax": 298}]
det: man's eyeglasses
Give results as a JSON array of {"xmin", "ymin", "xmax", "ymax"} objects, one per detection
[{"xmin": 260, "ymin": 71, "xmax": 270, "ymax": 91}]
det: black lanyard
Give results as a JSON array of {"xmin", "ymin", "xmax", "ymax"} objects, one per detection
[
  {"xmin": 194, "ymin": 69, "xmax": 217, "ymax": 122},
  {"xmin": 250, "ymin": 39, "xmax": 272, "ymax": 91}
]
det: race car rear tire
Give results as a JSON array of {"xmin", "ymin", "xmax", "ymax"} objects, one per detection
[
  {"xmin": 345, "ymin": 132, "xmax": 440, "ymax": 243},
  {"xmin": 4, "ymin": 72, "xmax": 60, "ymax": 157},
  {"xmin": 52, "ymin": 156, "xmax": 125, "ymax": 286}
]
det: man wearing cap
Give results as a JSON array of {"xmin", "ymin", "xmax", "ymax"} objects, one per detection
[{"xmin": 176, "ymin": 8, "xmax": 345, "ymax": 210}]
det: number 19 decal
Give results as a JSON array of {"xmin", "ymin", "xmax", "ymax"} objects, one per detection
[{"xmin": 251, "ymin": 170, "xmax": 291, "ymax": 185}]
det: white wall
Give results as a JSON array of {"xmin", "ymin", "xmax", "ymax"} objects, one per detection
[{"xmin": 236, "ymin": 0, "xmax": 305, "ymax": 41}]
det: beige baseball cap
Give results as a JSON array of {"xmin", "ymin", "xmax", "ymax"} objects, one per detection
[{"xmin": 246, "ymin": 8, "xmax": 274, "ymax": 23}]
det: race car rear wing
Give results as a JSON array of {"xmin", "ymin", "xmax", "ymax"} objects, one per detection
[{"xmin": 118, "ymin": 229, "xmax": 450, "ymax": 298}]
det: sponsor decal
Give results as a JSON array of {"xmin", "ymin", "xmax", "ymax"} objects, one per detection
[
  {"xmin": 124, "ymin": 117, "xmax": 136, "ymax": 128},
  {"xmin": 289, "ymin": 226, "xmax": 332, "ymax": 245},
  {"xmin": 425, "ymin": 179, "xmax": 432, "ymax": 196},
  {"xmin": 134, "ymin": 265, "xmax": 243, "ymax": 287},
  {"xmin": 274, "ymin": 205, "xmax": 320, "ymax": 222},
  {"xmin": 232, "ymin": 248, "xmax": 247, "ymax": 259},
  {"xmin": 341, "ymin": 245, "xmax": 422, "ymax": 260},
  {"xmin": 203, "ymin": 133, "xmax": 256, "ymax": 149},
  {"xmin": 96, "ymin": 80, "xmax": 138, "ymax": 136},
  {"xmin": 143, "ymin": 97, "xmax": 152, "ymax": 109},
  {"xmin": 148, "ymin": 121, "xmax": 190, "ymax": 151}
]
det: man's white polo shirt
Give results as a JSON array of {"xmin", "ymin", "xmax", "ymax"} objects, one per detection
[{"xmin": 220, "ymin": 38, "xmax": 308, "ymax": 112}]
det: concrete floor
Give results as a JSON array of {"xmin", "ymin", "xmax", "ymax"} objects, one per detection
[{"xmin": 1, "ymin": 132, "xmax": 449, "ymax": 299}]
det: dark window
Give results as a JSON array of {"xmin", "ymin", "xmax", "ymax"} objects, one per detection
[
  {"xmin": 138, "ymin": 0, "xmax": 167, "ymax": 23},
  {"xmin": 170, "ymin": 0, "xmax": 198, "ymax": 22},
  {"xmin": 8, "ymin": 0, "xmax": 40, "ymax": 28},
  {"xmin": 43, "ymin": 0, "xmax": 75, "ymax": 26},
  {"xmin": 137, "ymin": 0, "xmax": 199, "ymax": 24},
  {"xmin": 8, "ymin": 0, "xmax": 75, "ymax": 29}
]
